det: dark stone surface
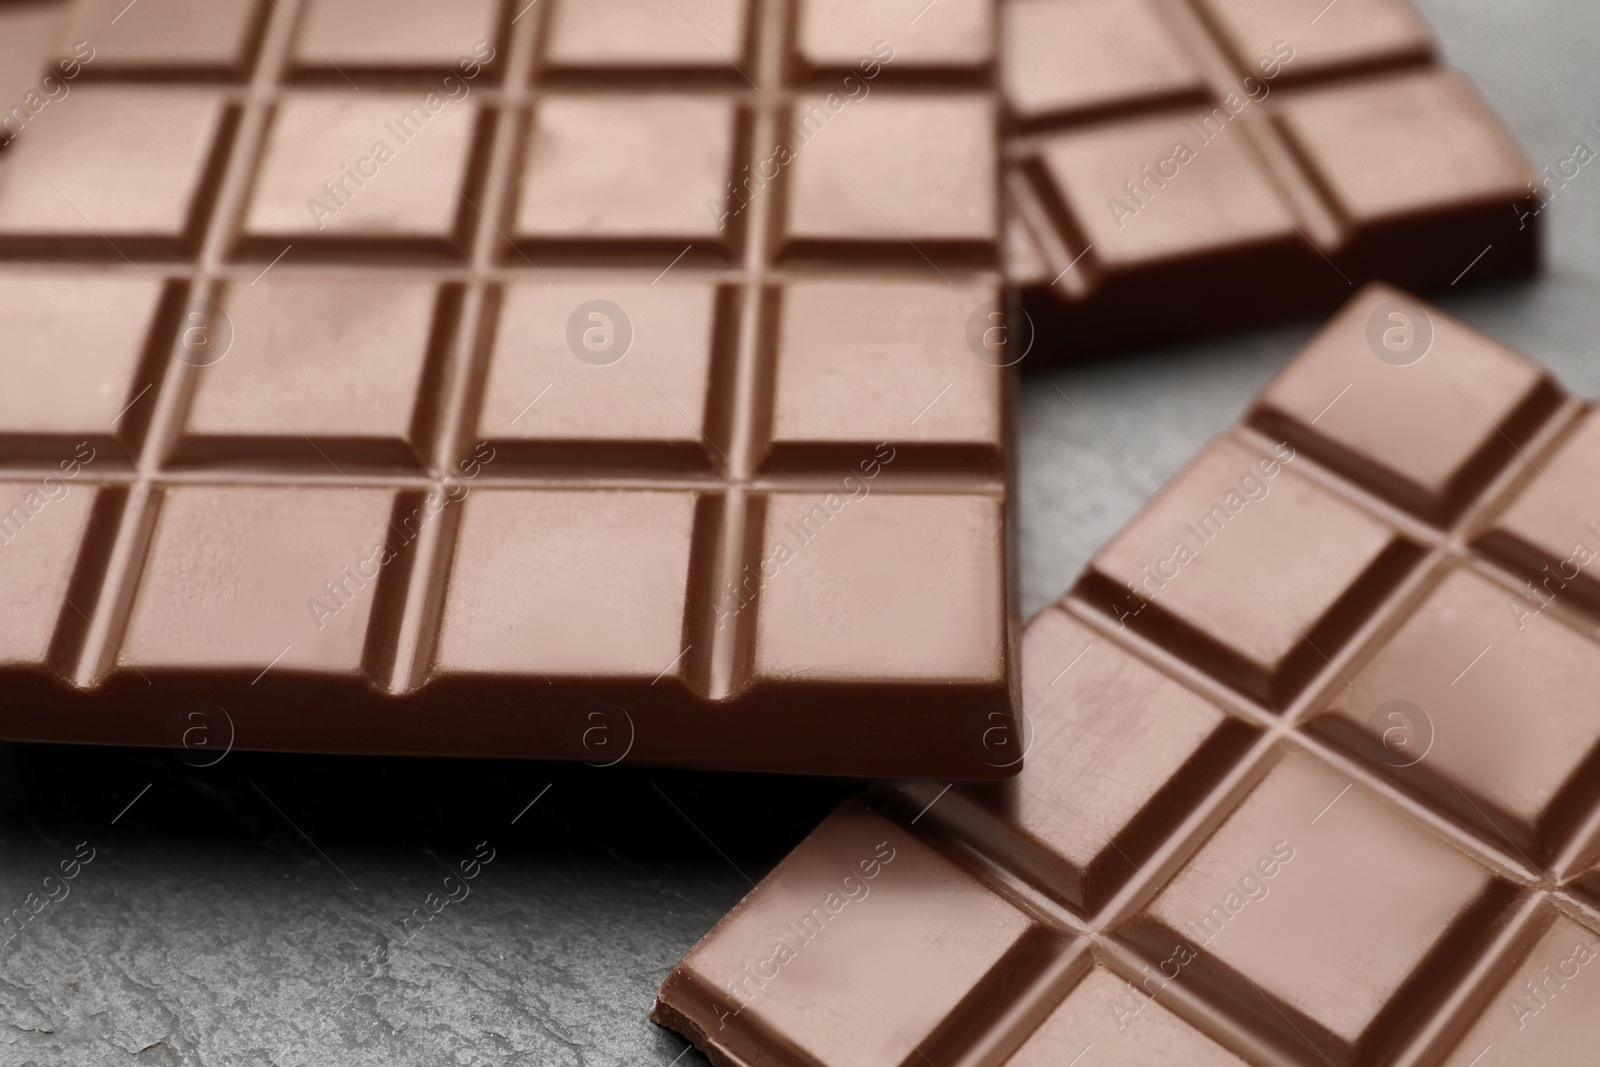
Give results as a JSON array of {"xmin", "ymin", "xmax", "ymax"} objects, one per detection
[
  {"xmin": 0, "ymin": 746, "xmax": 859, "ymax": 1066},
  {"xmin": 3, "ymin": 1, "xmax": 1597, "ymax": 1064}
]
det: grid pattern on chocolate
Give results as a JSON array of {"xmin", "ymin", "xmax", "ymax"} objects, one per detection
[
  {"xmin": 1001, "ymin": 0, "xmax": 1540, "ymax": 360},
  {"xmin": 656, "ymin": 287, "xmax": 1600, "ymax": 1066},
  {"xmin": 0, "ymin": 0, "xmax": 1018, "ymax": 777}
]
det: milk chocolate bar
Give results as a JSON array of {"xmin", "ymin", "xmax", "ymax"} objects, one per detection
[
  {"xmin": 0, "ymin": 0, "xmax": 1021, "ymax": 778},
  {"xmin": 655, "ymin": 285, "xmax": 1600, "ymax": 1065},
  {"xmin": 1004, "ymin": 0, "xmax": 1542, "ymax": 359}
]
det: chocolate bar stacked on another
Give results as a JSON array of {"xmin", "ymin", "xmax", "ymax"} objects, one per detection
[
  {"xmin": 1003, "ymin": 0, "xmax": 1541, "ymax": 359},
  {"xmin": 0, "ymin": 0, "xmax": 1024, "ymax": 778},
  {"xmin": 656, "ymin": 285, "xmax": 1600, "ymax": 1066}
]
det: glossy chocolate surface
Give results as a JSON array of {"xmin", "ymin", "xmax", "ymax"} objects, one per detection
[
  {"xmin": 0, "ymin": 0, "xmax": 1019, "ymax": 778},
  {"xmin": 1003, "ymin": 0, "xmax": 1542, "ymax": 360},
  {"xmin": 656, "ymin": 285, "xmax": 1600, "ymax": 1066}
]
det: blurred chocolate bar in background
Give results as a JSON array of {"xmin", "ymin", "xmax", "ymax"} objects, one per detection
[{"xmin": 1004, "ymin": 0, "xmax": 1542, "ymax": 360}]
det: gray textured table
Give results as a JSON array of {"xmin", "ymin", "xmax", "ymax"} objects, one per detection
[{"xmin": 3, "ymin": 1, "xmax": 1597, "ymax": 1063}]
